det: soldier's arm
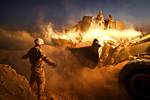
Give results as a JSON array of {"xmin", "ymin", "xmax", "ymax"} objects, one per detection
[
  {"xmin": 40, "ymin": 49, "xmax": 57, "ymax": 67},
  {"xmin": 42, "ymin": 55, "xmax": 57, "ymax": 67},
  {"xmin": 21, "ymin": 49, "xmax": 30, "ymax": 59},
  {"xmin": 22, "ymin": 52, "xmax": 30, "ymax": 59}
]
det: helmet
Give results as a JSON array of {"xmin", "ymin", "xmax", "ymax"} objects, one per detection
[
  {"xmin": 92, "ymin": 39, "xmax": 101, "ymax": 47},
  {"xmin": 34, "ymin": 38, "xmax": 44, "ymax": 45},
  {"xmin": 93, "ymin": 39, "xmax": 99, "ymax": 44}
]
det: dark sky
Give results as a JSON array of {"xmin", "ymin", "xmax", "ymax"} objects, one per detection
[{"xmin": 0, "ymin": 0, "xmax": 150, "ymax": 31}]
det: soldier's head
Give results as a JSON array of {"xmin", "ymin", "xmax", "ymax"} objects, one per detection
[
  {"xmin": 99, "ymin": 10, "xmax": 103, "ymax": 14},
  {"xmin": 92, "ymin": 39, "xmax": 101, "ymax": 48},
  {"xmin": 34, "ymin": 38, "xmax": 44, "ymax": 46},
  {"xmin": 109, "ymin": 14, "xmax": 113, "ymax": 18}
]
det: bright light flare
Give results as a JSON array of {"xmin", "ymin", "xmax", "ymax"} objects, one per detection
[{"xmin": 44, "ymin": 22, "xmax": 142, "ymax": 46}]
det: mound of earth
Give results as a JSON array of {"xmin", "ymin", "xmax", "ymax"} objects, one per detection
[{"xmin": 0, "ymin": 64, "xmax": 36, "ymax": 100}]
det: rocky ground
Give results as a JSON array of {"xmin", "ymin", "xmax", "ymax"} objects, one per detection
[{"xmin": 0, "ymin": 64, "xmax": 36, "ymax": 100}]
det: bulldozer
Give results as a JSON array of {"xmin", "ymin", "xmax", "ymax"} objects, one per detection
[
  {"xmin": 99, "ymin": 33, "xmax": 150, "ymax": 66},
  {"xmin": 117, "ymin": 34, "xmax": 150, "ymax": 100},
  {"xmin": 74, "ymin": 16, "xmax": 93, "ymax": 33},
  {"xmin": 52, "ymin": 30, "xmax": 149, "ymax": 99},
  {"xmin": 69, "ymin": 33, "xmax": 150, "ymax": 100}
]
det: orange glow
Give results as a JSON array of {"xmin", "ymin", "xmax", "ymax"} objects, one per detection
[{"xmin": 44, "ymin": 22, "xmax": 142, "ymax": 46}]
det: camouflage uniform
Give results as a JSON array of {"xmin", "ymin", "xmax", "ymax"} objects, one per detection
[{"xmin": 22, "ymin": 45, "xmax": 56, "ymax": 99}]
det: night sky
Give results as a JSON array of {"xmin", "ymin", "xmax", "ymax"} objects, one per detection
[{"xmin": 0, "ymin": 0, "xmax": 150, "ymax": 31}]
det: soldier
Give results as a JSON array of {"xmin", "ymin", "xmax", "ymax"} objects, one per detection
[
  {"xmin": 92, "ymin": 39, "xmax": 101, "ymax": 48},
  {"xmin": 107, "ymin": 14, "xmax": 113, "ymax": 29},
  {"xmin": 95, "ymin": 10, "xmax": 105, "ymax": 29},
  {"xmin": 22, "ymin": 38, "xmax": 56, "ymax": 99}
]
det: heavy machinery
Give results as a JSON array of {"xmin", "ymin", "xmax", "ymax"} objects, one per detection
[
  {"xmin": 67, "ymin": 33, "xmax": 150, "ymax": 99},
  {"xmin": 99, "ymin": 33, "xmax": 150, "ymax": 66},
  {"xmin": 74, "ymin": 16, "xmax": 93, "ymax": 33},
  {"xmin": 119, "ymin": 59, "xmax": 150, "ymax": 100},
  {"xmin": 52, "ymin": 30, "xmax": 149, "ymax": 99},
  {"xmin": 118, "ymin": 34, "xmax": 150, "ymax": 100},
  {"xmin": 68, "ymin": 39, "xmax": 101, "ymax": 68}
]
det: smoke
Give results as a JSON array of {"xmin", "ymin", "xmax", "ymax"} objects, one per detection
[
  {"xmin": 39, "ymin": 45, "xmax": 132, "ymax": 100},
  {"xmin": 45, "ymin": 56, "xmax": 130, "ymax": 100},
  {"xmin": 0, "ymin": 25, "xmax": 53, "ymax": 50},
  {"xmin": 0, "ymin": 42, "xmax": 132, "ymax": 100},
  {"xmin": 0, "ymin": 28, "xmax": 34, "ymax": 50}
]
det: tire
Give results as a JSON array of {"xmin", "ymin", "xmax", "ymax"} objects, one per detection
[{"xmin": 119, "ymin": 59, "xmax": 150, "ymax": 100}]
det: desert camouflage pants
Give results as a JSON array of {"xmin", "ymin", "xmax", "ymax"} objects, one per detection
[{"xmin": 29, "ymin": 66, "xmax": 45, "ymax": 99}]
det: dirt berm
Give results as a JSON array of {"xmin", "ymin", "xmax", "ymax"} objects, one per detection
[{"xmin": 0, "ymin": 64, "xmax": 36, "ymax": 100}]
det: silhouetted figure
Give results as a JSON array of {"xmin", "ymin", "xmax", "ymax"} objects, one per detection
[
  {"xmin": 95, "ymin": 10, "xmax": 105, "ymax": 29},
  {"xmin": 107, "ymin": 14, "xmax": 113, "ymax": 29}
]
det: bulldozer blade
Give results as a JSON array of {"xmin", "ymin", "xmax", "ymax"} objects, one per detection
[{"xmin": 68, "ymin": 46, "xmax": 99, "ymax": 69}]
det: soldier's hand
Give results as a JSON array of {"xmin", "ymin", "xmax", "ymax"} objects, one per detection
[{"xmin": 51, "ymin": 63, "xmax": 57, "ymax": 68}]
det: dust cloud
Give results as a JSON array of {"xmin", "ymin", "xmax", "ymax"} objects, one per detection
[
  {"xmin": 42, "ymin": 45, "xmax": 132, "ymax": 100},
  {"xmin": 0, "ymin": 42, "xmax": 132, "ymax": 100},
  {"xmin": 0, "ymin": 27, "xmax": 133, "ymax": 100},
  {"xmin": 0, "ymin": 28, "xmax": 34, "ymax": 50}
]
